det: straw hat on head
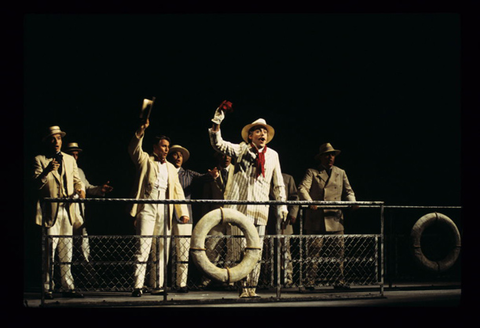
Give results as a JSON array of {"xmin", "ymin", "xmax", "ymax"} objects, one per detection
[
  {"xmin": 241, "ymin": 118, "xmax": 275, "ymax": 144},
  {"xmin": 315, "ymin": 143, "xmax": 341, "ymax": 161},
  {"xmin": 42, "ymin": 125, "xmax": 66, "ymax": 141},
  {"xmin": 64, "ymin": 142, "xmax": 83, "ymax": 153},
  {"xmin": 169, "ymin": 145, "xmax": 190, "ymax": 162}
]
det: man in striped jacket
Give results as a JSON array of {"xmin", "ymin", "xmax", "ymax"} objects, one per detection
[{"xmin": 209, "ymin": 104, "xmax": 288, "ymax": 298}]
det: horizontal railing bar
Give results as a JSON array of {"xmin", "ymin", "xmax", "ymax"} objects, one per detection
[
  {"xmin": 41, "ymin": 198, "xmax": 461, "ymax": 209},
  {"xmin": 383, "ymin": 205, "xmax": 462, "ymax": 209},
  {"xmin": 43, "ymin": 198, "xmax": 384, "ymax": 206}
]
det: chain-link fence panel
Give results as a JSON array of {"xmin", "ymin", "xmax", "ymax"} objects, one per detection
[{"xmin": 47, "ymin": 232, "xmax": 381, "ymax": 293}]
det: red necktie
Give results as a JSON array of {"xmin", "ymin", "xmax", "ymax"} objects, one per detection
[{"xmin": 252, "ymin": 144, "xmax": 267, "ymax": 178}]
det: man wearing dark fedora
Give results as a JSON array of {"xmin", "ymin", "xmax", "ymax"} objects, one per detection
[
  {"xmin": 33, "ymin": 126, "xmax": 86, "ymax": 299},
  {"xmin": 298, "ymin": 142, "xmax": 357, "ymax": 290},
  {"xmin": 167, "ymin": 144, "xmax": 217, "ymax": 292},
  {"xmin": 209, "ymin": 104, "xmax": 288, "ymax": 298}
]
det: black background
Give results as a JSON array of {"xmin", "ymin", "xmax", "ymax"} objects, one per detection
[
  {"xmin": 24, "ymin": 13, "xmax": 461, "ymax": 204},
  {"xmin": 22, "ymin": 13, "xmax": 464, "ymax": 291}
]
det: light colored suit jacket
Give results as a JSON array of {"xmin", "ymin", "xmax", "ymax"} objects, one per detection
[
  {"xmin": 33, "ymin": 152, "xmax": 85, "ymax": 228},
  {"xmin": 128, "ymin": 131, "xmax": 189, "ymax": 229},
  {"xmin": 209, "ymin": 128, "xmax": 287, "ymax": 226},
  {"xmin": 298, "ymin": 166, "xmax": 356, "ymax": 233}
]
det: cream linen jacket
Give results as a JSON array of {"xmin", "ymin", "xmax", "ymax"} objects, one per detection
[
  {"xmin": 33, "ymin": 152, "xmax": 85, "ymax": 228},
  {"xmin": 128, "ymin": 130, "xmax": 189, "ymax": 229}
]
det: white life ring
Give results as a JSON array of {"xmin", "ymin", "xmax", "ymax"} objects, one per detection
[
  {"xmin": 410, "ymin": 212, "xmax": 461, "ymax": 272},
  {"xmin": 190, "ymin": 208, "xmax": 261, "ymax": 283}
]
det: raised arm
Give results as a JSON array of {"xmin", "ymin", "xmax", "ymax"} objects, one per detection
[{"xmin": 128, "ymin": 119, "xmax": 150, "ymax": 166}]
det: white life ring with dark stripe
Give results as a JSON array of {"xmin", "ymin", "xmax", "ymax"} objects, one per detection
[
  {"xmin": 190, "ymin": 208, "xmax": 261, "ymax": 283},
  {"xmin": 410, "ymin": 212, "xmax": 461, "ymax": 272}
]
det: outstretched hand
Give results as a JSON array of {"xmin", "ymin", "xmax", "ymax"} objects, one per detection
[
  {"xmin": 208, "ymin": 167, "xmax": 219, "ymax": 179},
  {"xmin": 102, "ymin": 181, "xmax": 114, "ymax": 194}
]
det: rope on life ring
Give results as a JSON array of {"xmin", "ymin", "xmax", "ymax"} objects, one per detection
[
  {"xmin": 190, "ymin": 208, "xmax": 261, "ymax": 284},
  {"xmin": 410, "ymin": 212, "xmax": 461, "ymax": 273}
]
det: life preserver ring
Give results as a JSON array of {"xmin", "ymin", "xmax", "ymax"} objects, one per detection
[
  {"xmin": 410, "ymin": 212, "xmax": 461, "ymax": 273},
  {"xmin": 190, "ymin": 208, "xmax": 261, "ymax": 283}
]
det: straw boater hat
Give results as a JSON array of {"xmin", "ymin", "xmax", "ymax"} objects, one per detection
[
  {"xmin": 64, "ymin": 142, "xmax": 83, "ymax": 153},
  {"xmin": 169, "ymin": 145, "xmax": 190, "ymax": 162},
  {"xmin": 42, "ymin": 125, "xmax": 66, "ymax": 142},
  {"xmin": 241, "ymin": 118, "xmax": 275, "ymax": 144},
  {"xmin": 314, "ymin": 143, "xmax": 341, "ymax": 161}
]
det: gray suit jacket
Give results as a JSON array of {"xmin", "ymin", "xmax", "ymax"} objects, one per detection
[{"xmin": 298, "ymin": 166, "xmax": 355, "ymax": 233}]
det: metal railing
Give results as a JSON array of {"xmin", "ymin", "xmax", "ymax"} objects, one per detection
[{"xmin": 42, "ymin": 198, "xmax": 443, "ymax": 305}]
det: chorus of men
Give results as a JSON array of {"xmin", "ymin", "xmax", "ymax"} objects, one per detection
[{"xmin": 33, "ymin": 101, "xmax": 356, "ymax": 299}]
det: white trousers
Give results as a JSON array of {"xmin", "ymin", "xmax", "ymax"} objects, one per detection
[
  {"xmin": 44, "ymin": 205, "xmax": 75, "ymax": 292},
  {"xmin": 172, "ymin": 221, "xmax": 191, "ymax": 288},
  {"xmin": 134, "ymin": 189, "xmax": 171, "ymax": 289},
  {"xmin": 240, "ymin": 225, "xmax": 265, "ymax": 290},
  {"xmin": 73, "ymin": 204, "xmax": 90, "ymax": 261}
]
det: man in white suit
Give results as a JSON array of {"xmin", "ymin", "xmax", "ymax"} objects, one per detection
[
  {"xmin": 128, "ymin": 119, "xmax": 189, "ymax": 297},
  {"xmin": 298, "ymin": 143, "xmax": 357, "ymax": 289},
  {"xmin": 33, "ymin": 126, "xmax": 86, "ymax": 299},
  {"xmin": 209, "ymin": 104, "xmax": 288, "ymax": 298}
]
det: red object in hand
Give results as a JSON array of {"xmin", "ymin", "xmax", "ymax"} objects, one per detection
[{"xmin": 219, "ymin": 100, "xmax": 233, "ymax": 112}]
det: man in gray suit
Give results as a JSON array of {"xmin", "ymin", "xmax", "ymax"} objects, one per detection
[{"xmin": 298, "ymin": 143, "xmax": 357, "ymax": 289}]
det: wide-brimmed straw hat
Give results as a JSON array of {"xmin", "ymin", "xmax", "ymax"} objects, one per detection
[
  {"xmin": 241, "ymin": 118, "xmax": 275, "ymax": 144},
  {"xmin": 169, "ymin": 145, "xmax": 190, "ymax": 162},
  {"xmin": 42, "ymin": 125, "xmax": 66, "ymax": 141},
  {"xmin": 64, "ymin": 142, "xmax": 83, "ymax": 153},
  {"xmin": 314, "ymin": 143, "xmax": 341, "ymax": 160}
]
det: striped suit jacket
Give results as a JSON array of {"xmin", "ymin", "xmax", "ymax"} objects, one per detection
[{"xmin": 209, "ymin": 128, "xmax": 287, "ymax": 226}]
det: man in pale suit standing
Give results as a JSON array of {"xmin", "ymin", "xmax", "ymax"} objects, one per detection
[
  {"xmin": 128, "ymin": 119, "xmax": 189, "ymax": 297},
  {"xmin": 298, "ymin": 143, "xmax": 357, "ymax": 289},
  {"xmin": 209, "ymin": 104, "xmax": 288, "ymax": 298},
  {"xmin": 33, "ymin": 126, "xmax": 86, "ymax": 299}
]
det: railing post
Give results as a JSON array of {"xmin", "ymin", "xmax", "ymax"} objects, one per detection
[
  {"xmin": 298, "ymin": 206, "xmax": 304, "ymax": 289},
  {"xmin": 41, "ymin": 214, "xmax": 47, "ymax": 307},
  {"xmin": 276, "ymin": 219, "xmax": 281, "ymax": 298},
  {"xmin": 380, "ymin": 204, "xmax": 385, "ymax": 297},
  {"xmin": 163, "ymin": 205, "xmax": 168, "ymax": 302}
]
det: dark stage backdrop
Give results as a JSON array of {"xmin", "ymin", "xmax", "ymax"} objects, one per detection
[{"xmin": 24, "ymin": 14, "xmax": 461, "ymax": 237}]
